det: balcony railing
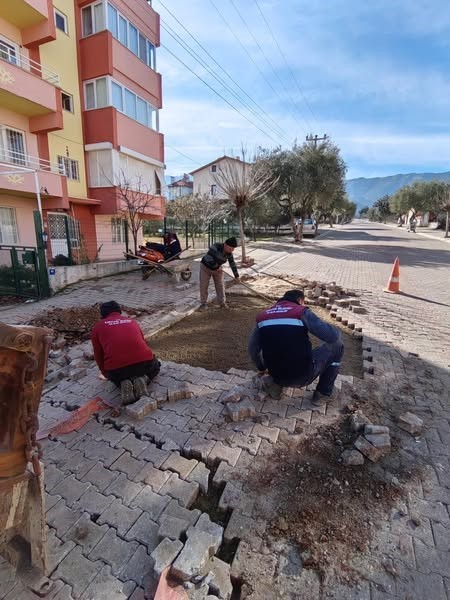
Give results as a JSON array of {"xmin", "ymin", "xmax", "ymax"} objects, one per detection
[
  {"xmin": 0, "ymin": 41, "xmax": 60, "ymax": 86},
  {"xmin": 0, "ymin": 145, "xmax": 61, "ymax": 174}
]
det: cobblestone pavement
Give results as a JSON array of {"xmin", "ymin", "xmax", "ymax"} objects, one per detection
[{"xmin": 1, "ymin": 224, "xmax": 449, "ymax": 599}]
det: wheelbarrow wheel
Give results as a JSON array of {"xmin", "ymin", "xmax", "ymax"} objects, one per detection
[
  {"xmin": 181, "ymin": 269, "xmax": 192, "ymax": 281},
  {"xmin": 142, "ymin": 267, "xmax": 151, "ymax": 281}
]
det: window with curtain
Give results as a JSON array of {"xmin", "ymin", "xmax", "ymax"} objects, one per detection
[
  {"xmin": 111, "ymin": 217, "xmax": 123, "ymax": 243},
  {"xmin": 0, "ymin": 207, "xmax": 19, "ymax": 244}
]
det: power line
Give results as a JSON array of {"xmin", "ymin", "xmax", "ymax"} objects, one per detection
[
  {"xmin": 161, "ymin": 42, "xmax": 281, "ymax": 144},
  {"xmin": 157, "ymin": 0, "xmax": 289, "ymax": 141},
  {"xmin": 161, "ymin": 20, "xmax": 290, "ymax": 144},
  {"xmin": 253, "ymin": 0, "xmax": 320, "ymax": 128},
  {"xmin": 208, "ymin": 0, "xmax": 297, "ymax": 139},
  {"xmin": 228, "ymin": 0, "xmax": 312, "ymax": 132},
  {"xmin": 165, "ymin": 145, "xmax": 201, "ymax": 165}
]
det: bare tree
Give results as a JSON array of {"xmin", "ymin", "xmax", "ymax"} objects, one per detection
[
  {"xmin": 166, "ymin": 193, "xmax": 230, "ymax": 248},
  {"xmin": 213, "ymin": 150, "xmax": 276, "ymax": 262},
  {"xmin": 114, "ymin": 169, "xmax": 158, "ymax": 254}
]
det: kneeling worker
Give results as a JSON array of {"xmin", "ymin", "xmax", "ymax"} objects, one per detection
[
  {"xmin": 91, "ymin": 301, "xmax": 160, "ymax": 405},
  {"xmin": 199, "ymin": 237, "xmax": 240, "ymax": 309},
  {"xmin": 248, "ymin": 289, "xmax": 344, "ymax": 402}
]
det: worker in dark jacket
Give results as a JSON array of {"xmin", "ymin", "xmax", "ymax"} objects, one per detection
[
  {"xmin": 248, "ymin": 289, "xmax": 344, "ymax": 403},
  {"xmin": 91, "ymin": 301, "xmax": 160, "ymax": 405},
  {"xmin": 199, "ymin": 237, "xmax": 239, "ymax": 309}
]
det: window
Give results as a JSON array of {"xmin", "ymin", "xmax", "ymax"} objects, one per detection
[
  {"xmin": 0, "ymin": 38, "xmax": 18, "ymax": 65},
  {"xmin": 61, "ymin": 92, "xmax": 73, "ymax": 112},
  {"xmin": 118, "ymin": 15, "xmax": 128, "ymax": 45},
  {"xmin": 111, "ymin": 81, "xmax": 123, "ymax": 111},
  {"xmin": 210, "ymin": 184, "xmax": 217, "ymax": 196},
  {"xmin": 84, "ymin": 77, "xmax": 107, "ymax": 110},
  {"xmin": 0, "ymin": 127, "xmax": 26, "ymax": 166},
  {"xmin": 58, "ymin": 156, "xmax": 80, "ymax": 181},
  {"xmin": 211, "ymin": 164, "xmax": 217, "ymax": 173},
  {"xmin": 67, "ymin": 216, "xmax": 81, "ymax": 249},
  {"xmin": 0, "ymin": 207, "xmax": 19, "ymax": 244},
  {"xmin": 107, "ymin": 3, "xmax": 118, "ymax": 38},
  {"xmin": 55, "ymin": 9, "xmax": 68, "ymax": 34},
  {"xmin": 124, "ymin": 89, "xmax": 137, "ymax": 120},
  {"xmin": 136, "ymin": 97, "xmax": 147, "ymax": 125},
  {"xmin": 155, "ymin": 172, "xmax": 161, "ymax": 195},
  {"xmin": 138, "ymin": 33, "xmax": 147, "ymax": 62},
  {"xmin": 129, "ymin": 24, "xmax": 138, "ymax": 55},
  {"xmin": 111, "ymin": 217, "xmax": 123, "ymax": 243},
  {"xmin": 82, "ymin": 2, "xmax": 105, "ymax": 36},
  {"xmin": 147, "ymin": 41, "xmax": 155, "ymax": 69}
]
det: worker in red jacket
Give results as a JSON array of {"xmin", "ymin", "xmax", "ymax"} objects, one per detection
[{"xmin": 91, "ymin": 301, "xmax": 160, "ymax": 405}]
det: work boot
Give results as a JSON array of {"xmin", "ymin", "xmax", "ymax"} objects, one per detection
[
  {"xmin": 133, "ymin": 376, "xmax": 148, "ymax": 400},
  {"xmin": 261, "ymin": 375, "xmax": 282, "ymax": 400},
  {"xmin": 120, "ymin": 379, "xmax": 134, "ymax": 405},
  {"xmin": 198, "ymin": 303, "xmax": 208, "ymax": 311},
  {"xmin": 312, "ymin": 389, "xmax": 334, "ymax": 406},
  {"xmin": 219, "ymin": 302, "xmax": 229, "ymax": 309}
]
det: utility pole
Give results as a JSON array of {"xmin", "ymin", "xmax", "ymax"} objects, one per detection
[{"xmin": 306, "ymin": 133, "xmax": 328, "ymax": 147}]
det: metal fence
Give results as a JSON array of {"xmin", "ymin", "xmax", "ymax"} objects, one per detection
[{"xmin": 0, "ymin": 245, "xmax": 43, "ymax": 299}]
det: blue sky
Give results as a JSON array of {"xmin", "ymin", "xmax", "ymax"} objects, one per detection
[{"xmin": 156, "ymin": 0, "xmax": 450, "ymax": 180}]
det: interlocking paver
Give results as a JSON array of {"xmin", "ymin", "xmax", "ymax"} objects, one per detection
[
  {"xmin": 76, "ymin": 487, "xmax": 115, "ymax": 515},
  {"xmin": 125, "ymin": 513, "xmax": 160, "ymax": 551},
  {"xmin": 160, "ymin": 452, "xmax": 198, "ymax": 479},
  {"xmin": 116, "ymin": 433, "xmax": 149, "ymax": 458},
  {"xmin": 118, "ymin": 545, "xmax": 152, "ymax": 586},
  {"xmin": 131, "ymin": 488, "xmax": 170, "ymax": 520},
  {"xmin": 63, "ymin": 512, "xmax": 109, "ymax": 555},
  {"xmin": 97, "ymin": 498, "xmax": 142, "ymax": 536},
  {"xmin": 54, "ymin": 545, "xmax": 102, "ymax": 599},
  {"xmin": 80, "ymin": 462, "xmax": 120, "ymax": 492},
  {"xmin": 104, "ymin": 473, "xmax": 145, "ymax": 505},
  {"xmin": 79, "ymin": 565, "xmax": 133, "ymax": 599},
  {"xmin": 134, "ymin": 463, "xmax": 170, "ymax": 492},
  {"xmin": 89, "ymin": 528, "xmax": 138, "ymax": 577},
  {"xmin": 110, "ymin": 451, "xmax": 145, "ymax": 480},
  {"xmin": 47, "ymin": 499, "xmax": 84, "ymax": 538},
  {"xmin": 159, "ymin": 472, "xmax": 199, "ymax": 508}
]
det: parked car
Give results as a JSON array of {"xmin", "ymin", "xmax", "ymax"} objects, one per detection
[{"xmin": 296, "ymin": 218, "xmax": 318, "ymax": 237}]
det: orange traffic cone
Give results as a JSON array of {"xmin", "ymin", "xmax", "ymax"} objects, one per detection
[{"xmin": 385, "ymin": 257, "xmax": 400, "ymax": 293}]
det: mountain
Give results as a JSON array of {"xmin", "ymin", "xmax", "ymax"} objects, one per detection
[{"xmin": 345, "ymin": 171, "xmax": 450, "ymax": 210}]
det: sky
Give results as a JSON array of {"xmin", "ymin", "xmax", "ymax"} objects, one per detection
[{"xmin": 155, "ymin": 0, "xmax": 450, "ymax": 180}]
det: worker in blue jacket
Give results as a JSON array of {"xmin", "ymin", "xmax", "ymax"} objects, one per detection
[{"xmin": 248, "ymin": 289, "xmax": 344, "ymax": 402}]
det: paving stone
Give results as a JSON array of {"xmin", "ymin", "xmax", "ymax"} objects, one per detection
[
  {"xmin": 159, "ymin": 499, "xmax": 201, "ymax": 527},
  {"xmin": 73, "ymin": 435, "xmax": 125, "ymax": 467},
  {"xmin": 52, "ymin": 474, "xmax": 92, "ymax": 507},
  {"xmin": 47, "ymin": 499, "xmax": 84, "ymax": 538},
  {"xmin": 212, "ymin": 461, "xmax": 235, "ymax": 488},
  {"xmin": 341, "ymin": 449, "xmax": 365, "ymax": 466},
  {"xmin": 80, "ymin": 462, "xmax": 119, "ymax": 492},
  {"xmin": 208, "ymin": 442, "xmax": 241, "ymax": 467},
  {"xmin": 164, "ymin": 428, "xmax": 193, "ymax": 449},
  {"xmin": 207, "ymin": 557, "xmax": 233, "ymax": 600},
  {"xmin": 396, "ymin": 566, "xmax": 447, "ymax": 600},
  {"xmin": 160, "ymin": 472, "xmax": 200, "ymax": 508},
  {"xmin": 192, "ymin": 514, "xmax": 223, "ymax": 553},
  {"xmin": 231, "ymin": 432, "xmax": 261, "ymax": 456},
  {"xmin": 350, "ymin": 411, "xmax": 371, "ymax": 432},
  {"xmin": 54, "ymin": 545, "xmax": 102, "ymax": 599},
  {"xmin": 364, "ymin": 433, "xmax": 391, "ymax": 450},
  {"xmin": 364, "ymin": 424, "xmax": 390, "ymax": 435},
  {"xmin": 137, "ymin": 442, "xmax": 170, "ymax": 467},
  {"xmin": 135, "ymin": 463, "xmax": 171, "ymax": 492},
  {"xmin": 131, "ymin": 487, "xmax": 171, "ymax": 520},
  {"xmin": 218, "ymin": 481, "xmax": 242, "ymax": 512},
  {"xmin": 104, "ymin": 473, "xmax": 145, "ymax": 505},
  {"xmin": 224, "ymin": 511, "xmax": 265, "ymax": 543},
  {"xmin": 398, "ymin": 411, "xmax": 424, "ymax": 435},
  {"xmin": 118, "ymin": 545, "xmax": 152, "ymax": 586},
  {"xmin": 161, "ymin": 452, "xmax": 198, "ymax": 479},
  {"xmin": 251, "ymin": 423, "xmax": 280, "ymax": 444},
  {"xmin": 151, "ymin": 538, "xmax": 184, "ymax": 577},
  {"xmin": 80, "ymin": 565, "xmax": 132, "ymax": 599},
  {"xmin": 171, "ymin": 529, "xmax": 216, "ymax": 581},
  {"xmin": 354, "ymin": 435, "xmax": 385, "ymax": 462},
  {"xmin": 76, "ymin": 487, "xmax": 115, "ymax": 515},
  {"xmin": 116, "ymin": 433, "xmax": 149, "ymax": 457},
  {"xmin": 63, "ymin": 512, "xmax": 109, "ymax": 554},
  {"xmin": 136, "ymin": 421, "xmax": 171, "ymax": 444},
  {"xmin": 97, "ymin": 498, "xmax": 142, "ymax": 536},
  {"xmin": 110, "ymin": 451, "xmax": 145, "ymax": 480},
  {"xmin": 220, "ymin": 385, "xmax": 244, "ymax": 404},
  {"xmin": 47, "ymin": 528, "xmax": 76, "ymax": 574},
  {"xmin": 187, "ymin": 462, "xmax": 210, "ymax": 495},
  {"xmin": 125, "ymin": 396, "xmax": 158, "ymax": 420},
  {"xmin": 225, "ymin": 398, "xmax": 256, "ymax": 422},
  {"xmin": 125, "ymin": 513, "xmax": 160, "ymax": 551},
  {"xmin": 158, "ymin": 515, "xmax": 190, "ymax": 541},
  {"xmin": 90, "ymin": 528, "xmax": 138, "ymax": 577},
  {"xmin": 45, "ymin": 492, "xmax": 61, "ymax": 511},
  {"xmin": 183, "ymin": 436, "xmax": 216, "ymax": 462},
  {"xmin": 44, "ymin": 463, "xmax": 66, "ymax": 492},
  {"xmin": 128, "ymin": 588, "xmax": 145, "ymax": 600}
]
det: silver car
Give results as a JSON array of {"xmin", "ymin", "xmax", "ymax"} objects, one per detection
[{"xmin": 296, "ymin": 218, "xmax": 318, "ymax": 237}]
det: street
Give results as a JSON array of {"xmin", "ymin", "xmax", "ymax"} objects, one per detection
[{"xmin": 1, "ymin": 223, "xmax": 449, "ymax": 600}]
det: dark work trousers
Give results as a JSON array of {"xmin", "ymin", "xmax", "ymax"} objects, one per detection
[
  {"xmin": 106, "ymin": 357, "xmax": 161, "ymax": 388},
  {"xmin": 286, "ymin": 340, "xmax": 344, "ymax": 396}
]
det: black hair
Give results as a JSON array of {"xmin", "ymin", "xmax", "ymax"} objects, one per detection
[
  {"xmin": 100, "ymin": 301, "xmax": 122, "ymax": 318},
  {"xmin": 279, "ymin": 289, "xmax": 304, "ymax": 304}
]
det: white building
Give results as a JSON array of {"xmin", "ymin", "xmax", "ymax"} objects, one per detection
[{"xmin": 190, "ymin": 155, "xmax": 250, "ymax": 199}]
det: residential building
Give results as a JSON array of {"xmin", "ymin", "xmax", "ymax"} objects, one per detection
[
  {"xmin": 190, "ymin": 155, "xmax": 249, "ymax": 200},
  {"xmin": 0, "ymin": 0, "xmax": 165, "ymax": 266},
  {"xmin": 167, "ymin": 173, "xmax": 193, "ymax": 200}
]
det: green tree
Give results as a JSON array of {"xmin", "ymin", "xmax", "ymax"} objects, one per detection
[
  {"xmin": 373, "ymin": 195, "xmax": 392, "ymax": 223},
  {"xmin": 256, "ymin": 139, "xmax": 347, "ymax": 242},
  {"xmin": 359, "ymin": 206, "xmax": 369, "ymax": 217}
]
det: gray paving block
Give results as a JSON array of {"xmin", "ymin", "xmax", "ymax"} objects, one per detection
[
  {"xmin": 47, "ymin": 528, "xmax": 76, "ymax": 575},
  {"xmin": 47, "ymin": 499, "xmax": 84, "ymax": 538},
  {"xmin": 117, "ymin": 433, "xmax": 149, "ymax": 457},
  {"xmin": 159, "ymin": 473, "xmax": 199, "ymax": 508},
  {"xmin": 97, "ymin": 498, "xmax": 142, "ymax": 536},
  {"xmin": 118, "ymin": 545, "xmax": 152, "ymax": 586},
  {"xmin": 137, "ymin": 443, "xmax": 170, "ymax": 467},
  {"xmin": 187, "ymin": 462, "xmax": 210, "ymax": 495},
  {"xmin": 171, "ymin": 528, "xmax": 216, "ymax": 581},
  {"xmin": 80, "ymin": 565, "xmax": 131, "ymax": 599},
  {"xmin": 52, "ymin": 474, "xmax": 92, "ymax": 507},
  {"xmin": 157, "ymin": 515, "xmax": 190, "ymax": 541},
  {"xmin": 89, "ymin": 528, "xmax": 138, "ymax": 577},
  {"xmin": 131, "ymin": 487, "xmax": 171, "ymax": 521},
  {"xmin": 161, "ymin": 452, "xmax": 198, "ymax": 479},
  {"xmin": 151, "ymin": 538, "xmax": 184, "ymax": 577},
  {"xmin": 75, "ymin": 487, "xmax": 115, "ymax": 515},
  {"xmin": 63, "ymin": 512, "xmax": 109, "ymax": 555},
  {"xmin": 54, "ymin": 545, "xmax": 102, "ymax": 599},
  {"xmin": 110, "ymin": 451, "xmax": 145, "ymax": 480},
  {"xmin": 159, "ymin": 499, "xmax": 201, "ymax": 527},
  {"xmin": 208, "ymin": 442, "xmax": 241, "ymax": 467},
  {"xmin": 125, "ymin": 513, "xmax": 160, "ymax": 551},
  {"xmin": 134, "ymin": 463, "xmax": 170, "ymax": 492},
  {"xmin": 192, "ymin": 513, "xmax": 223, "ymax": 553},
  {"xmin": 80, "ymin": 462, "xmax": 119, "ymax": 493},
  {"xmin": 104, "ymin": 473, "xmax": 144, "ymax": 505}
]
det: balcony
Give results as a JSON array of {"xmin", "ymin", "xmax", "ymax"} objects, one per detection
[
  {"xmin": 79, "ymin": 32, "xmax": 162, "ymax": 108},
  {"xmin": 89, "ymin": 186, "xmax": 165, "ymax": 218},
  {"xmin": 0, "ymin": 45, "xmax": 62, "ymax": 132},
  {"xmin": 0, "ymin": 146, "xmax": 66, "ymax": 201},
  {"xmin": 84, "ymin": 107, "xmax": 164, "ymax": 163},
  {"xmin": 0, "ymin": 0, "xmax": 49, "ymax": 28}
]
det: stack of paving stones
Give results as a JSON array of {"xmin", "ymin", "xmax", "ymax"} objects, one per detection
[
  {"xmin": 0, "ymin": 356, "xmax": 355, "ymax": 599},
  {"xmin": 342, "ymin": 412, "xmax": 392, "ymax": 465}
]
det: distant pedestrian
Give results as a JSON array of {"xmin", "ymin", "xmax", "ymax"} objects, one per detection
[
  {"xmin": 248, "ymin": 289, "xmax": 344, "ymax": 403},
  {"xmin": 397, "ymin": 215, "xmax": 403, "ymax": 227},
  {"xmin": 91, "ymin": 301, "xmax": 160, "ymax": 405},
  {"xmin": 199, "ymin": 237, "xmax": 240, "ymax": 309}
]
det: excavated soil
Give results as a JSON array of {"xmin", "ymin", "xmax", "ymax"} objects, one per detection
[
  {"xmin": 151, "ymin": 295, "xmax": 363, "ymax": 377},
  {"xmin": 29, "ymin": 304, "xmax": 157, "ymax": 345}
]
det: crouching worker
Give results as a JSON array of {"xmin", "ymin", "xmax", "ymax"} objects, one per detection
[
  {"xmin": 91, "ymin": 301, "xmax": 160, "ymax": 405},
  {"xmin": 248, "ymin": 289, "xmax": 344, "ymax": 403}
]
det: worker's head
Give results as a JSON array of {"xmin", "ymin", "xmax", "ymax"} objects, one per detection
[
  {"xmin": 224, "ymin": 237, "xmax": 238, "ymax": 253},
  {"xmin": 280, "ymin": 289, "xmax": 305, "ymax": 305},
  {"xmin": 100, "ymin": 301, "xmax": 122, "ymax": 318}
]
